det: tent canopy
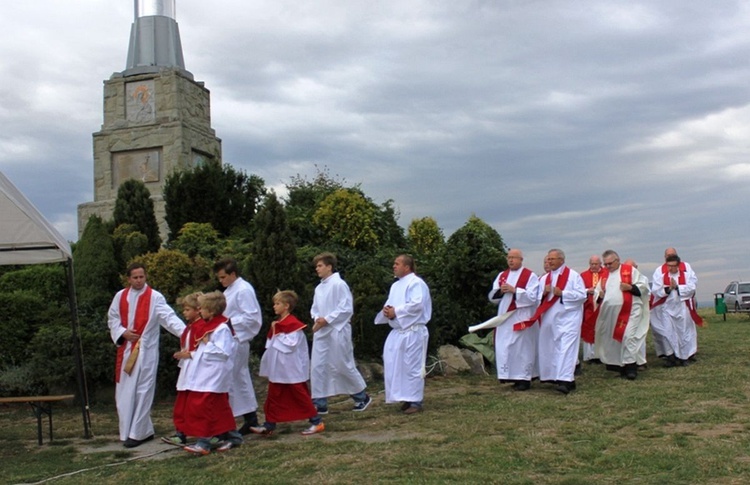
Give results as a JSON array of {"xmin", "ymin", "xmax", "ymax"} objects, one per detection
[
  {"xmin": 0, "ymin": 171, "xmax": 72, "ymax": 265},
  {"xmin": 0, "ymin": 170, "xmax": 91, "ymax": 439}
]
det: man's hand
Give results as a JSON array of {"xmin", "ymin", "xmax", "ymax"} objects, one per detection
[
  {"xmin": 620, "ymin": 282, "xmax": 632, "ymax": 292},
  {"xmin": 313, "ymin": 317, "xmax": 328, "ymax": 333},
  {"xmin": 383, "ymin": 305, "xmax": 396, "ymax": 319},
  {"xmin": 122, "ymin": 329, "xmax": 140, "ymax": 343},
  {"xmin": 500, "ymin": 283, "xmax": 515, "ymax": 294}
]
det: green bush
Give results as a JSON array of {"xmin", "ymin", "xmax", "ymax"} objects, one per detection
[
  {"xmin": 0, "ymin": 265, "xmax": 68, "ymax": 304},
  {"xmin": 0, "ymin": 291, "xmax": 48, "ymax": 368}
]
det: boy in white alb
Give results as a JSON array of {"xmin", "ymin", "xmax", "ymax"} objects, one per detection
[
  {"xmin": 180, "ymin": 291, "xmax": 243, "ymax": 455},
  {"xmin": 310, "ymin": 253, "xmax": 370, "ymax": 414}
]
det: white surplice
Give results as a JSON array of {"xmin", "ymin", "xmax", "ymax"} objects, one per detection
[{"xmin": 181, "ymin": 322, "xmax": 236, "ymax": 393}]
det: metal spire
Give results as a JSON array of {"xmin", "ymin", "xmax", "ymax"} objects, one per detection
[{"xmin": 124, "ymin": 0, "xmax": 190, "ymax": 77}]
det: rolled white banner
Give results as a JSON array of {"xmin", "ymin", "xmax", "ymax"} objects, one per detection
[{"xmin": 468, "ymin": 310, "xmax": 516, "ymax": 333}]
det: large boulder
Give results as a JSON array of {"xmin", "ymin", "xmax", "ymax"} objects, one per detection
[
  {"xmin": 437, "ymin": 344, "xmax": 471, "ymax": 375},
  {"xmin": 460, "ymin": 348, "xmax": 487, "ymax": 375}
]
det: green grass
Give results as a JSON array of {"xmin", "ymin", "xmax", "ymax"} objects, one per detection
[{"xmin": 3, "ymin": 310, "xmax": 750, "ymax": 484}]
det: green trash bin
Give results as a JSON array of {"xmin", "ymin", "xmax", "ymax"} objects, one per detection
[{"xmin": 714, "ymin": 293, "xmax": 727, "ymax": 315}]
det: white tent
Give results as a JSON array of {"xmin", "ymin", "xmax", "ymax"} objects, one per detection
[{"xmin": 0, "ymin": 171, "xmax": 91, "ymax": 438}]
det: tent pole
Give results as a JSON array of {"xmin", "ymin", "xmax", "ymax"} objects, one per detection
[{"xmin": 64, "ymin": 258, "xmax": 92, "ymax": 439}]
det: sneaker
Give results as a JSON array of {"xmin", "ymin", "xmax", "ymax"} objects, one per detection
[
  {"xmin": 216, "ymin": 441, "xmax": 237, "ymax": 452},
  {"xmin": 249, "ymin": 426, "xmax": 273, "ymax": 436},
  {"xmin": 352, "ymin": 394, "xmax": 372, "ymax": 412},
  {"xmin": 316, "ymin": 407, "xmax": 329, "ymax": 415},
  {"xmin": 161, "ymin": 435, "xmax": 186, "ymax": 446},
  {"xmin": 301, "ymin": 422, "xmax": 325, "ymax": 435},
  {"xmin": 184, "ymin": 444, "xmax": 210, "ymax": 456}
]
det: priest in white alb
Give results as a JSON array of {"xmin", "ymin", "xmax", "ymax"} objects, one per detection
[
  {"xmin": 525, "ymin": 249, "xmax": 586, "ymax": 394},
  {"xmin": 594, "ymin": 249, "xmax": 650, "ymax": 380},
  {"xmin": 488, "ymin": 248, "xmax": 540, "ymax": 391},
  {"xmin": 650, "ymin": 253, "xmax": 702, "ymax": 366},
  {"xmin": 108, "ymin": 263, "xmax": 185, "ymax": 448}
]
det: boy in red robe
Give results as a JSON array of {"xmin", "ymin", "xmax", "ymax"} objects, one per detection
[
  {"xmin": 181, "ymin": 291, "xmax": 243, "ymax": 455},
  {"xmin": 251, "ymin": 290, "xmax": 324, "ymax": 436}
]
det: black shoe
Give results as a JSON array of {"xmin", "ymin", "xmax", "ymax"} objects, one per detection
[
  {"xmin": 555, "ymin": 384, "xmax": 570, "ymax": 395},
  {"xmin": 664, "ymin": 355, "xmax": 677, "ymax": 368},
  {"xmin": 625, "ymin": 363, "xmax": 637, "ymax": 380},
  {"xmin": 588, "ymin": 358, "xmax": 602, "ymax": 365},
  {"xmin": 123, "ymin": 435, "xmax": 154, "ymax": 448},
  {"xmin": 512, "ymin": 381, "xmax": 531, "ymax": 391},
  {"xmin": 574, "ymin": 363, "xmax": 582, "ymax": 376},
  {"xmin": 605, "ymin": 364, "xmax": 621, "ymax": 373}
]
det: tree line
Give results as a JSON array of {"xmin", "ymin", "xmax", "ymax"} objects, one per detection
[{"xmin": 0, "ymin": 163, "xmax": 507, "ymax": 399}]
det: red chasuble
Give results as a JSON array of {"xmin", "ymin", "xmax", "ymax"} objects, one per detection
[
  {"xmin": 115, "ymin": 286, "xmax": 152, "ymax": 383},
  {"xmin": 513, "ymin": 266, "xmax": 570, "ymax": 331}
]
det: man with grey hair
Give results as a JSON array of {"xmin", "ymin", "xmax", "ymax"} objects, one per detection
[
  {"xmin": 488, "ymin": 248, "xmax": 540, "ymax": 391},
  {"xmin": 580, "ymin": 255, "xmax": 607, "ymax": 364},
  {"xmin": 517, "ymin": 249, "xmax": 586, "ymax": 394},
  {"xmin": 650, "ymin": 250, "xmax": 702, "ymax": 366},
  {"xmin": 594, "ymin": 250, "xmax": 650, "ymax": 380}
]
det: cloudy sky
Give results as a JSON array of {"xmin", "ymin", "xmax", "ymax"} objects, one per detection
[{"xmin": 2, "ymin": 0, "xmax": 749, "ymax": 302}]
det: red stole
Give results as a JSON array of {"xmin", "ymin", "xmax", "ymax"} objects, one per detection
[
  {"xmin": 268, "ymin": 314, "xmax": 307, "ymax": 339},
  {"xmin": 650, "ymin": 263, "xmax": 704, "ymax": 327},
  {"xmin": 496, "ymin": 268, "xmax": 532, "ymax": 311},
  {"xmin": 115, "ymin": 286, "xmax": 153, "ymax": 383},
  {"xmin": 580, "ymin": 269, "xmax": 607, "ymax": 344},
  {"xmin": 599, "ymin": 264, "xmax": 633, "ymax": 343},
  {"xmin": 513, "ymin": 266, "xmax": 570, "ymax": 331}
]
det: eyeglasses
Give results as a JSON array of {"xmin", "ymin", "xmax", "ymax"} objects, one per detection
[{"xmin": 603, "ymin": 259, "xmax": 619, "ymax": 266}]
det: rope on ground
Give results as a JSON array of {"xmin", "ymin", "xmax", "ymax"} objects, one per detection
[{"xmin": 18, "ymin": 446, "xmax": 179, "ymax": 485}]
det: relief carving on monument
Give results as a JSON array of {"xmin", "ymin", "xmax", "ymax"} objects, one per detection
[{"xmin": 112, "ymin": 148, "xmax": 162, "ymax": 187}]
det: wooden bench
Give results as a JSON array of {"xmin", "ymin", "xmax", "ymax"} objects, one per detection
[{"xmin": 0, "ymin": 395, "xmax": 75, "ymax": 445}]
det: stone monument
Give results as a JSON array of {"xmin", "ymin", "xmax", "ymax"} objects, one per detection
[{"xmin": 78, "ymin": 0, "xmax": 221, "ymax": 239}]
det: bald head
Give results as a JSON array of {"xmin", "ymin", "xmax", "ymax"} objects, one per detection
[
  {"xmin": 623, "ymin": 258, "xmax": 638, "ymax": 269},
  {"xmin": 507, "ymin": 248, "xmax": 523, "ymax": 270},
  {"xmin": 664, "ymin": 247, "xmax": 678, "ymax": 260}
]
